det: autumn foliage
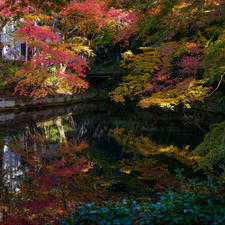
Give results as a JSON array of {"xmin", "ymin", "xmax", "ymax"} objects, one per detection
[
  {"xmin": 14, "ymin": 19, "xmax": 90, "ymax": 98},
  {"xmin": 109, "ymin": 0, "xmax": 225, "ymax": 109},
  {"xmin": 0, "ymin": 0, "xmax": 140, "ymax": 98},
  {"xmin": 0, "ymin": 0, "xmax": 224, "ymax": 102}
]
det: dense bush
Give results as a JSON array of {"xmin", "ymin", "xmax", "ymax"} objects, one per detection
[
  {"xmin": 192, "ymin": 121, "xmax": 225, "ymax": 175},
  {"xmin": 62, "ymin": 178, "xmax": 225, "ymax": 225}
]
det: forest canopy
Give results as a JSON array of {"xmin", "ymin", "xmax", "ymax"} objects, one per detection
[{"xmin": 0, "ymin": 0, "xmax": 224, "ymax": 106}]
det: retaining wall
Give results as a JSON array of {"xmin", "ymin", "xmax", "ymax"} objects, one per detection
[{"xmin": 0, "ymin": 89, "xmax": 97, "ymax": 110}]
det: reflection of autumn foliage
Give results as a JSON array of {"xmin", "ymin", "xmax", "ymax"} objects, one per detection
[
  {"xmin": 120, "ymin": 157, "xmax": 170, "ymax": 184},
  {"xmin": 111, "ymin": 128, "xmax": 200, "ymax": 166},
  {"xmin": 110, "ymin": 128, "xmax": 200, "ymax": 190},
  {"xmin": 2, "ymin": 133, "xmax": 102, "ymax": 225}
]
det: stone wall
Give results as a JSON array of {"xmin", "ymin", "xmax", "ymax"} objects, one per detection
[{"xmin": 0, "ymin": 89, "xmax": 97, "ymax": 110}]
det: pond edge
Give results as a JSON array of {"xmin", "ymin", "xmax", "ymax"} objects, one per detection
[{"xmin": 0, "ymin": 88, "xmax": 97, "ymax": 113}]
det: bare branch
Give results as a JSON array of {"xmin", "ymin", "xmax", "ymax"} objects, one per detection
[{"xmin": 207, "ymin": 73, "xmax": 224, "ymax": 97}]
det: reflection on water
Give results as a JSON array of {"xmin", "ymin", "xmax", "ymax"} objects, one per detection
[{"xmin": 0, "ymin": 104, "xmax": 223, "ymax": 224}]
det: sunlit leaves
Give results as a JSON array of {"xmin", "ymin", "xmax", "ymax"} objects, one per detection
[
  {"xmin": 109, "ymin": 48, "xmax": 160, "ymax": 103},
  {"xmin": 12, "ymin": 19, "xmax": 89, "ymax": 98},
  {"xmin": 139, "ymin": 79, "xmax": 210, "ymax": 110}
]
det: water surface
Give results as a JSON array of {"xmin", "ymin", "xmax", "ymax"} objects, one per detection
[{"xmin": 0, "ymin": 103, "xmax": 223, "ymax": 224}]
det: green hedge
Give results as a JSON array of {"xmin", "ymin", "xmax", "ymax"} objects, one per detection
[{"xmin": 62, "ymin": 178, "xmax": 225, "ymax": 225}]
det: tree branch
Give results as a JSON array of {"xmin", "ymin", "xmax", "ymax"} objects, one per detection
[{"xmin": 207, "ymin": 73, "xmax": 224, "ymax": 97}]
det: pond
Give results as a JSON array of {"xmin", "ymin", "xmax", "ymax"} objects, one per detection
[{"xmin": 0, "ymin": 103, "xmax": 223, "ymax": 224}]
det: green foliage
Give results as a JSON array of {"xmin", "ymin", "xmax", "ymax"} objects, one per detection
[
  {"xmin": 62, "ymin": 177, "xmax": 225, "ymax": 225},
  {"xmin": 192, "ymin": 121, "xmax": 225, "ymax": 175},
  {"xmin": 95, "ymin": 21, "xmax": 121, "ymax": 46},
  {"xmin": 0, "ymin": 60, "xmax": 20, "ymax": 90},
  {"xmin": 204, "ymin": 28, "xmax": 225, "ymax": 82}
]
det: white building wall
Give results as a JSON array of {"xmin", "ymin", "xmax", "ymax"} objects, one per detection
[{"xmin": 0, "ymin": 22, "xmax": 26, "ymax": 60}]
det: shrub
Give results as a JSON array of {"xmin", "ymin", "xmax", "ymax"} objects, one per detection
[{"xmin": 62, "ymin": 178, "xmax": 225, "ymax": 225}]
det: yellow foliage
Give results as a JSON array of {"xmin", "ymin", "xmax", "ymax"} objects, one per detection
[
  {"xmin": 139, "ymin": 79, "xmax": 210, "ymax": 110},
  {"xmin": 109, "ymin": 48, "xmax": 160, "ymax": 103},
  {"xmin": 120, "ymin": 157, "xmax": 170, "ymax": 182},
  {"xmin": 120, "ymin": 47, "xmax": 160, "ymax": 74},
  {"xmin": 110, "ymin": 128, "xmax": 201, "ymax": 167},
  {"xmin": 172, "ymin": 2, "xmax": 191, "ymax": 12},
  {"xmin": 57, "ymin": 37, "xmax": 95, "ymax": 57},
  {"xmin": 109, "ymin": 73, "xmax": 152, "ymax": 103}
]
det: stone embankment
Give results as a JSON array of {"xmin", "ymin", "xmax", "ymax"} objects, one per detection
[{"xmin": 0, "ymin": 88, "xmax": 97, "ymax": 112}]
